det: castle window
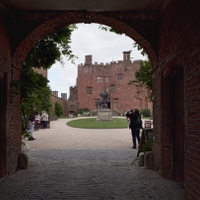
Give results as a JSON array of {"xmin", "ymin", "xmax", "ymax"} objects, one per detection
[
  {"xmin": 113, "ymin": 98, "xmax": 119, "ymax": 109},
  {"xmin": 87, "ymin": 87, "xmax": 92, "ymax": 94},
  {"xmin": 105, "ymin": 77, "xmax": 109, "ymax": 82},
  {"xmin": 97, "ymin": 76, "xmax": 102, "ymax": 83},
  {"xmin": 111, "ymin": 85, "xmax": 115, "ymax": 93},
  {"xmin": 114, "ymin": 98, "xmax": 119, "ymax": 104},
  {"xmin": 117, "ymin": 74, "xmax": 123, "ymax": 80}
]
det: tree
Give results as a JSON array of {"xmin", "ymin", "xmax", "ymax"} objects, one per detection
[
  {"xmin": 24, "ymin": 25, "xmax": 78, "ymax": 69},
  {"xmin": 20, "ymin": 70, "xmax": 52, "ymax": 116},
  {"xmin": 54, "ymin": 102, "xmax": 64, "ymax": 117},
  {"xmin": 129, "ymin": 43, "xmax": 152, "ymax": 101},
  {"xmin": 13, "ymin": 25, "xmax": 77, "ymax": 137},
  {"xmin": 128, "ymin": 59, "xmax": 152, "ymax": 100},
  {"xmin": 99, "ymin": 25, "xmax": 122, "ymax": 35}
]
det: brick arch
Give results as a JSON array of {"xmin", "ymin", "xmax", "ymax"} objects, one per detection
[{"xmin": 13, "ymin": 11, "xmax": 157, "ymax": 70}]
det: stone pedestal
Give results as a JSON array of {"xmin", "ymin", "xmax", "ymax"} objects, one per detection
[{"xmin": 97, "ymin": 109, "xmax": 112, "ymax": 121}]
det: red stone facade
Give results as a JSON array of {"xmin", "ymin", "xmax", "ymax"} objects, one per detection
[
  {"xmin": 0, "ymin": 1, "xmax": 200, "ymax": 199},
  {"xmin": 51, "ymin": 91, "xmax": 68, "ymax": 116},
  {"xmin": 32, "ymin": 67, "xmax": 79, "ymax": 116},
  {"xmin": 50, "ymin": 52, "xmax": 152, "ymax": 116},
  {"xmin": 50, "ymin": 89, "xmax": 78, "ymax": 116},
  {"xmin": 77, "ymin": 52, "xmax": 152, "ymax": 114}
]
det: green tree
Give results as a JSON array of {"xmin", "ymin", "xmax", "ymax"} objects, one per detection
[
  {"xmin": 13, "ymin": 25, "xmax": 77, "ymax": 137},
  {"xmin": 54, "ymin": 102, "xmax": 64, "ymax": 117},
  {"xmin": 99, "ymin": 25, "xmax": 122, "ymax": 35},
  {"xmin": 127, "ymin": 42, "xmax": 152, "ymax": 101},
  {"xmin": 24, "ymin": 25, "xmax": 78, "ymax": 70},
  {"xmin": 128, "ymin": 59, "xmax": 152, "ymax": 101}
]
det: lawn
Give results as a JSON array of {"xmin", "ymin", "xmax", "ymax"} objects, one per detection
[{"xmin": 66, "ymin": 117, "xmax": 129, "ymax": 129}]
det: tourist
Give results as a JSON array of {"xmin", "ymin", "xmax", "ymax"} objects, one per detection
[
  {"xmin": 126, "ymin": 108, "xmax": 142, "ymax": 149},
  {"xmin": 41, "ymin": 111, "xmax": 48, "ymax": 129},
  {"xmin": 28, "ymin": 107, "xmax": 37, "ymax": 141}
]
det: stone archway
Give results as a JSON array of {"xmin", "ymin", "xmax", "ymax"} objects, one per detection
[{"xmin": 7, "ymin": 10, "xmax": 158, "ymax": 177}]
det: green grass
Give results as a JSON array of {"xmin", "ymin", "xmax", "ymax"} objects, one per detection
[{"xmin": 67, "ymin": 117, "xmax": 129, "ymax": 129}]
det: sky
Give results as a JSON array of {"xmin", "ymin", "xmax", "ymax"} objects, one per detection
[{"xmin": 48, "ymin": 23, "xmax": 146, "ymax": 98}]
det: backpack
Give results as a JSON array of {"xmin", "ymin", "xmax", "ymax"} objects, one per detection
[{"xmin": 135, "ymin": 115, "xmax": 142, "ymax": 128}]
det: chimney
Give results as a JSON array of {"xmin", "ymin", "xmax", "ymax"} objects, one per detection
[
  {"xmin": 123, "ymin": 51, "xmax": 131, "ymax": 61},
  {"xmin": 85, "ymin": 55, "xmax": 92, "ymax": 65},
  {"xmin": 52, "ymin": 91, "xmax": 58, "ymax": 97},
  {"xmin": 61, "ymin": 93, "xmax": 67, "ymax": 100}
]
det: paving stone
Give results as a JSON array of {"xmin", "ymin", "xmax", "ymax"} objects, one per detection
[{"xmin": 0, "ymin": 118, "xmax": 185, "ymax": 200}]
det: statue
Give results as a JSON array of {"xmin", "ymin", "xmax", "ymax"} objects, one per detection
[{"xmin": 96, "ymin": 88, "xmax": 110, "ymax": 109}]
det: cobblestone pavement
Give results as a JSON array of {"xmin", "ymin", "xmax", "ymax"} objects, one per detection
[{"xmin": 0, "ymin": 118, "xmax": 185, "ymax": 200}]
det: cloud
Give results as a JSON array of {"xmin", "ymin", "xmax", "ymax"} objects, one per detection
[{"xmin": 48, "ymin": 23, "xmax": 146, "ymax": 97}]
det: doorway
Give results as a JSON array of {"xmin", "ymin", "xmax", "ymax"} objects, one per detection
[{"xmin": 171, "ymin": 68, "xmax": 184, "ymax": 186}]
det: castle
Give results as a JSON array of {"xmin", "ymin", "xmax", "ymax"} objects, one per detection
[{"xmin": 51, "ymin": 51, "xmax": 152, "ymax": 116}]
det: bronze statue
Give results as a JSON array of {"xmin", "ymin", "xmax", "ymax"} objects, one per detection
[{"xmin": 96, "ymin": 88, "xmax": 110, "ymax": 109}]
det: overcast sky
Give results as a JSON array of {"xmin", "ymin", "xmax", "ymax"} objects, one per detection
[{"xmin": 48, "ymin": 23, "xmax": 147, "ymax": 98}]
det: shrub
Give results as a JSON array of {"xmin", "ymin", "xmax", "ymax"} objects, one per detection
[
  {"xmin": 54, "ymin": 102, "xmax": 63, "ymax": 117},
  {"xmin": 141, "ymin": 139, "xmax": 153, "ymax": 153},
  {"xmin": 140, "ymin": 108, "xmax": 151, "ymax": 117},
  {"xmin": 76, "ymin": 108, "xmax": 90, "ymax": 116}
]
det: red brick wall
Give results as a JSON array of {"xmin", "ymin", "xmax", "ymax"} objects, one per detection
[
  {"xmin": 77, "ymin": 55, "xmax": 151, "ymax": 114},
  {"xmin": 152, "ymin": 1, "xmax": 200, "ymax": 199},
  {"xmin": 68, "ymin": 86, "xmax": 78, "ymax": 102},
  {"xmin": 0, "ymin": 11, "xmax": 21, "ymax": 176},
  {"xmin": 51, "ymin": 94, "xmax": 68, "ymax": 116},
  {"xmin": 51, "ymin": 91, "xmax": 78, "ymax": 116}
]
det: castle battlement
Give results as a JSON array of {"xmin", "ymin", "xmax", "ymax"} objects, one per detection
[{"xmin": 78, "ymin": 59, "xmax": 135, "ymax": 68}]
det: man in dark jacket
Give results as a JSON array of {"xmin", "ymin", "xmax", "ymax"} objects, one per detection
[{"xmin": 126, "ymin": 108, "xmax": 142, "ymax": 149}]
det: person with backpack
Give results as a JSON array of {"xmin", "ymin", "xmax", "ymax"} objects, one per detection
[{"xmin": 126, "ymin": 108, "xmax": 142, "ymax": 149}]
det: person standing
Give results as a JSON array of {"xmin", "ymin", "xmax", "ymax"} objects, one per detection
[
  {"xmin": 34, "ymin": 114, "xmax": 40, "ymax": 131},
  {"xmin": 126, "ymin": 108, "xmax": 142, "ymax": 149},
  {"xmin": 41, "ymin": 111, "xmax": 48, "ymax": 129},
  {"xmin": 28, "ymin": 107, "xmax": 37, "ymax": 141}
]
